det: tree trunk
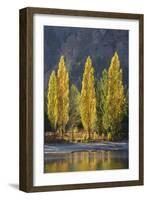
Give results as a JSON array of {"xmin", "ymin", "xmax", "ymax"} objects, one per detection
[
  {"xmin": 88, "ymin": 128, "xmax": 91, "ymax": 140},
  {"xmin": 61, "ymin": 128, "xmax": 64, "ymax": 140}
]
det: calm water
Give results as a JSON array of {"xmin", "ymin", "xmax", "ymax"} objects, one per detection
[{"xmin": 44, "ymin": 150, "xmax": 128, "ymax": 173}]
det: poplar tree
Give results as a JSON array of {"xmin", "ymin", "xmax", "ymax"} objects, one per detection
[
  {"xmin": 95, "ymin": 80, "xmax": 103, "ymax": 135},
  {"xmin": 47, "ymin": 71, "xmax": 58, "ymax": 130},
  {"xmin": 100, "ymin": 69, "xmax": 109, "ymax": 133},
  {"xmin": 80, "ymin": 56, "xmax": 97, "ymax": 139},
  {"xmin": 107, "ymin": 52, "xmax": 125, "ymax": 137},
  {"xmin": 57, "ymin": 56, "xmax": 69, "ymax": 136},
  {"xmin": 68, "ymin": 84, "xmax": 81, "ymax": 131},
  {"xmin": 96, "ymin": 69, "xmax": 108, "ymax": 135}
]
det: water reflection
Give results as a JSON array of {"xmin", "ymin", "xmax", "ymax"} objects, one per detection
[{"xmin": 44, "ymin": 150, "xmax": 128, "ymax": 173}]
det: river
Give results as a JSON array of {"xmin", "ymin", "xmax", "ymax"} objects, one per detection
[{"xmin": 44, "ymin": 142, "xmax": 128, "ymax": 173}]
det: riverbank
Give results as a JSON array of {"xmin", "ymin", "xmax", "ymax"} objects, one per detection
[{"xmin": 44, "ymin": 141, "xmax": 128, "ymax": 154}]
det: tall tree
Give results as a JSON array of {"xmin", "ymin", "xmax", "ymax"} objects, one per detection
[
  {"xmin": 107, "ymin": 52, "xmax": 126, "ymax": 138},
  {"xmin": 121, "ymin": 88, "xmax": 128, "ymax": 138},
  {"xmin": 68, "ymin": 84, "xmax": 81, "ymax": 131},
  {"xmin": 95, "ymin": 80, "xmax": 103, "ymax": 135},
  {"xmin": 47, "ymin": 71, "xmax": 58, "ymax": 130},
  {"xmin": 80, "ymin": 56, "xmax": 97, "ymax": 139},
  {"xmin": 100, "ymin": 69, "xmax": 110, "ymax": 133},
  {"xmin": 96, "ymin": 69, "xmax": 108, "ymax": 135},
  {"xmin": 57, "ymin": 56, "xmax": 69, "ymax": 135}
]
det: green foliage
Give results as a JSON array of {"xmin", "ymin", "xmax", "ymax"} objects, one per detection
[
  {"xmin": 95, "ymin": 80, "xmax": 103, "ymax": 135},
  {"xmin": 106, "ymin": 52, "xmax": 126, "ymax": 138},
  {"xmin": 80, "ymin": 56, "xmax": 97, "ymax": 138},
  {"xmin": 100, "ymin": 69, "xmax": 111, "ymax": 133},
  {"xmin": 73, "ymin": 127, "xmax": 78, "ymax": 133},
  {"xmin": 68, "ymin": 84, "xmax": 81, "ymax": 130},
  {"xmin": 96, "ymin": 69, "xmax": 108, "ymax": 135},
  {"xmin": 121, "ymin": 88, "xmax": 128, "ymax": 138},
  {"xmin": 101, "ymin": 133, "xmax": 105, "ymax": 140},
  {"xmin": 96, "ymin": 53, "xmax": 127, "ymax": 140},
  {"xmin": 123, "ymin": 88, "xmax": 128, "ymax": 117},
  {"xmin": 107, "ymin": 132, "xmax": 112, "ymax": 141}
]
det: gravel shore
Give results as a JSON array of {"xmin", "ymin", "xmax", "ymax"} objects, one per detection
[{"xmin": 44, "ymin": 141, "xmax": 128, "ymax": 154}]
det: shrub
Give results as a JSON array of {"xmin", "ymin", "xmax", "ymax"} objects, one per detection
[
  {"xmin": 97, "ymin": 133, "xmax": 99, "ymax": 140},
  {"xmin": 93, "ymin": 132, "xmax": 97, "ymax": 140},
  {"xmin": 107, "ymin": 132, "xmax": 112, "ymax": 141},
  {"xmin": 73, "ymin": 127, "xmax": 78, "ymax": 133},
  {"xmin": 102, "ymin": 133, "xmax": 105, "ymax": 140}
]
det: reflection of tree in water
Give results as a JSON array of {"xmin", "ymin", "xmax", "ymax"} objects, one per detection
[{"xmin": 44, "ymin": 150, "xmax": 128, "ymax": 173}]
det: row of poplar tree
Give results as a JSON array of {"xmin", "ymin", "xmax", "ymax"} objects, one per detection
[{"xmin": 47, "ymin": 52, "xmax": 128, "ymax": 140}]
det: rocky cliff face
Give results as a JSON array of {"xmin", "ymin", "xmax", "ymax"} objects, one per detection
[{"xmin": 44, "ymin": 26, "xmax": 128, "ymax": 91}]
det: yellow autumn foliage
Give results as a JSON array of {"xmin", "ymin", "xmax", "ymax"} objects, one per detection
[
  {"xmin": 47, "ymin": 70, "xmax": 58, "ymax": 130},
  {"xmin": 80, "ymin": 56, "xmax": 97, "ymax": 138},
  {"xmin": 107, "ymin": 52, "xmax": 126, "ymax": 135},
  {"xmin": 57, "ymin": 56, "xmax": 69, "ymax": 133}
]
